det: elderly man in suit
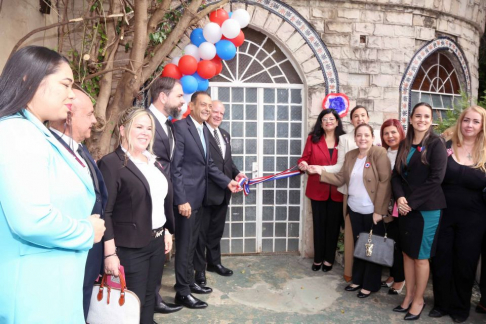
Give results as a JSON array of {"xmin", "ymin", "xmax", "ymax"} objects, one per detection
[
  {"xmin": 148, "ymin": 77, "xmax": 184, "ymax": 314},
  {"xmin": 49, "ymin": 89, "xmax": 108, "ymax": 321},
  {"xmin": 172, "ymin": 92, "xmax": 240, "ymax": 309},
  {"xmin": 194, "ymin": 101, "xmax": 246, "ymax": 286}
]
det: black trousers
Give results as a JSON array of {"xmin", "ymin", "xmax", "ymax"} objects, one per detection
[
  {"xmin": 117, "ymin": 234, "xmax": 165, "ymax": 324},
  {"xmin": 82, "ymin": 241, "xmax": 104, "ymax": 320},
  {"xmin": 310, "ymin": 199, "xmax": 343, "ymax": 264},
  {"xmin": 194, "ymin": 203, "xmax": 229, "ymax": 271},
  {"xmin": 386, "ymin": 219, "xmax": 405, "ymax": 282},
  {"xmin": 348, "ymin": 208, "xmax": 385, "ymax": 292},
  {"xmin": 175, "ymin": 207, "xmax": 202, "ymax": 295},
  {"xmin": 431, "ymin": 210, "xmax": 486, "ymax": 318}
]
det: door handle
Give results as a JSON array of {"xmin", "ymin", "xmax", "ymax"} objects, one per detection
[{"xmin": 252, "ymin": 162, "xmax": 258, "ymax": 178}]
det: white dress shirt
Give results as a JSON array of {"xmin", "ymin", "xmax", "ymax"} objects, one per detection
[
  {"xmin": 387, "ymin": 148, "xmax": 398, "ymax": 170},
  {"xmin": 205, "ymin": 123, "xmax": 226, "ymax": 159},
  {"xmin": 149, "ymin": 104, "xmax": 174, "ymax": 158},
  {"xmin": 347, "ymin": 156, "xmax": 374, "ymax": 214},
  {"xmin": 122, "ymin": 147, "xmax": 167, "ymax": 229},
  {"xmin": 49, "ymin": 127, "xmax": 90, "ymax": 176}
]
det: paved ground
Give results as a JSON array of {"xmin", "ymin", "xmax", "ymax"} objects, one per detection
[{"xmin": 154, "ymin": 255, "xmax": 485, "ymax": 323}]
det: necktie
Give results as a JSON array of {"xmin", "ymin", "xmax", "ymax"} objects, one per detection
[
  {"xmin": 213, "ymin": 129, "xmax": 223, "ymax": 156},
  {"xmin": 77, "ymin": 145, "xmax": 99, "ymax": 192},
  {"xmin": 165, "ymin": 119, "xmax": 174, "ymax": 158},
  {"xmin": 197, "ymin": 127, "xmax": 207, "ymax": 156}
]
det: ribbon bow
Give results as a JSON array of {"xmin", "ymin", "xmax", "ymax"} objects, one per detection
[{"xmin": 237, "ymin": 165, "xmax": 303, "ymax": 196}]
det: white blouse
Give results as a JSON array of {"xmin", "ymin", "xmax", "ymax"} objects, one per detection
[
  {"xmin": 123, "ymin": 148, "xmax": 167, "ymax": 229},
  {"xmin": 387, "ymin": 148, "xmax": 398, "ymax": 170},
  {"xmin": 347, "ymin": 156, "xmax": 374, "ymax": 214}
]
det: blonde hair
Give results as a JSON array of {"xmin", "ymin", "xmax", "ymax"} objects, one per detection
[
  {"xmin": 117, "ymin": 107, "xmax": 155, "ymax": 157},
  {"xmin": 451, "ymin": 105, "xmax": 486, "ymax": 172}
]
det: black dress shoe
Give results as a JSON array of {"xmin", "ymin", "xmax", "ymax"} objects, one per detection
[
  {"xmin": 154, "ymin": 300, "xmax": 183, "ymax": 314},
  {"xmin": 344, "ymin": 284, "xmax": 361, "ymax": 291},
  {"xmin": 195, "ymin": 271, "xmax": 206, "ymax": 286},
  {"xmin": 428, "ymin": 307, "xmax": 448, "ymax": 318},
  {"xmin": 189, "ymin": 283, "xmax": 213, "ymax": 294},
  {"xmin": 450, "ymin": 314, "xmax": 468, "ymax": 323},
  {"xmin": 357, "ymin": 290, "xmax": 371, "ymax": 298},
  {"xmin": 393, "ymin": 304, "xmax": 411, "ymax": 313},
  {"xmin": 322, "ymin": 264, "xmax": 333, "ymax": 272},
  {"xmin": 404, "ymin": 304, "xmax": 426, "ymax": 321},
  {"xmin": 311, "ymin": 263, "xmax": 322, "ymax": 271},
  {"xmin": 207, "ymin": 264, "xmax": 233, "ymax": 276},
  {"xmin": 174, "ymin": 293, "xmax": 208, "ymax": 309}
]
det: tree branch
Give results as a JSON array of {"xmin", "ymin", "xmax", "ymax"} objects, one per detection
[
  {"xmin": 190, "ymin": 0, "xmax": 228, "ymax": 25},
  {"xmin": 147, "ymin": 0, "xmax": 171, "ymax": 37},
  {"xmin": 9, "ymin": 13, "xmax": 125, "ymax": 59},
  {"xmin": 79, "ymin": 67, "xmax": 135, "ymax": 82}
]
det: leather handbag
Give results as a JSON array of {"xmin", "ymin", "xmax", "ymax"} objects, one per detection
[
  {"xmin": 353, "ymin": 222, "xmax": 395, "ymax": 267},
  {"xmin": 86, "ymin": 273, "xmax": 140, "ymax": 324}
]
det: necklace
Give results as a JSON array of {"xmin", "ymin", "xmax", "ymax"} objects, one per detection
[{"xmin": 462, "ymin": 143, "xmax": 474, "ymax": 161}]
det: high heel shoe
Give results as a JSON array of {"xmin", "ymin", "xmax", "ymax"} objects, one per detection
[
  {"xmin": 381, "ymin": 280, "xmax": 394, "ymax": 288},
  {"xmin": 311, "ymin": 263, "xmax": 322, "ymax": 271},
  {"xmin": 322, "ymin": 264, "xmax": 333, "ymax": 272},
  {"xmin": 357, "ymin": 290, "xmax": 371, "ymax": 298},
  {"xmin": 404, "ymin": 303, "xmax": 426, "ymax": 321},
  {"xmin": 388, "ymin": 281, "xmax": 405, "ymax": 295},
  {"xmin": 393, "ymin": 303, "xmax": 411, "ymax": 313},
  {"xmin": 344, "ymin": 284, "xmax": 361, "ymax": 292}
]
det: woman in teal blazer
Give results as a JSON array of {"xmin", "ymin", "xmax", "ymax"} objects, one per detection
[{"xmin": 0, "ymin": 47, "xmax": 105, "ymax": 323}]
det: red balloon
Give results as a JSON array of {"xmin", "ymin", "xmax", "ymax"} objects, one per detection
[
  {"xmin": 222, "ymin": 31, "xmax": 245, "ymax": 47},
  {"xmin": 209, "ymin": 9, "xmax": 229, "ymax": 26},
  {"xmin": 197, "ymin": 60, "xmax": 216, "ymax": 79},
  {"xmin": 178, "ymin": 55, "xmax": 198, "ymax": 75},
  {"xmin": 183, "ymin": 107, "xmax": 191, "ymax": 118},
  {"xmin": 161, "ymin": 63, "xmax": 182, "ymax": 79},
  {"xmin": 210, "ymin": 57, "xmax": 223, "ymax": 75}
]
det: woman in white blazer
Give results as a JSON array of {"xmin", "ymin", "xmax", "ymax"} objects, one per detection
[
  {"xmin": 321, "ymin": 106, "xmax": 381, "ymax": 282},
  {"xmin": 0, "ymin": 46, "xmax": 105, "ymax": 323}
]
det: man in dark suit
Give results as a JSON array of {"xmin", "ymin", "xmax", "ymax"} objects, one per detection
[
  {"xmin": 194, "ymin": 101, "xmax": 246, "ymax": 286},
  {"xmin": 148, "ymin": 77, "xmax": 184, "ymax": 314},
  {"xmin": 49, "ymin": 90, "xmax": 108, "ymax": 321},
  {"xmin": 171, "ymin": 92, "xmax": 240, "ymax": 309}
]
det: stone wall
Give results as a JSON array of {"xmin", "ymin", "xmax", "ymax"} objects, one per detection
[{"xmin": 0, "ymin": 0, "xmax": 59, "ymax": 71}]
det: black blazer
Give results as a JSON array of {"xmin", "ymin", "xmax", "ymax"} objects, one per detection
[
  {"xmin": 392, "ymin": 136, "xmax": 447, "ymax": 211},
  {"xmin": 204, "ymin": 124, "xmax": 240, "ymax": 206},
  {"xmin": 171, "ymin": 117, "xmax": 231, "ymax": 210},
  {"xmin": 148, "ymin": 109, "xmax": 173, "ymax": 177},
  {"xmin": 98, "ymin": 146, "xmax": 175, "ymax": 248}
]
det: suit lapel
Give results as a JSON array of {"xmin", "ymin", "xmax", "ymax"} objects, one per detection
[
  {"xmin": 345, "ymin": 149, "xmax": 360, "ymax": 186},
  {"xmin": 316, "ymin": 137, "xmax": 332, "ymax": 163},
  {"xmin": 149, "ymin": 110, "xmax": 171, "ymax": 160},
  {"xmin": 187, "ymin": 117, "xmax": 206, "ymax": 159},
  {"xmin": 115, "ymin": 147, "xmax": 151, "ymax": 195},
  {"xmin": 207, "ymin": 127, "xmax": 223, "ymax": 159}
]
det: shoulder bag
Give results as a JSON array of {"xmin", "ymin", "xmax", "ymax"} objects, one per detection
[{"xmin": 353, "ymin": 222, "xmax": 395, "ymax": 267}]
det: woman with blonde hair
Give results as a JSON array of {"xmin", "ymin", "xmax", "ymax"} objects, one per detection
[
  {"xmin": 99, "ymin": 107, "xmax": 175, "ymax": 324},
  {"xmin": 430, "ymin": 106, "xmax": 486, "ymax": 323}
]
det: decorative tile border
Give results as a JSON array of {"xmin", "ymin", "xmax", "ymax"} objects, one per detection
[
  {"xmin": 399, "ymin": 37, "xmax": 471, "ymax": 131},
  {"xmin": 205, "ymin": 0, "xmax": 339, "ymax": 94}
]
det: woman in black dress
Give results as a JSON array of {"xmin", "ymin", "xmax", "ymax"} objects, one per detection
[
  {"xmin": 430, "ymin": 106, "xmax": 486, "ymax": 323},
  {"xmin": 391, "ymin": 102, "xmax": 447, "ymax": 320}
]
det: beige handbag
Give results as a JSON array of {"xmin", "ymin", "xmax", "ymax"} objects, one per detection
[{"xmin": 87, "ymin": 274, "xmax": 140, "ymax": 324}]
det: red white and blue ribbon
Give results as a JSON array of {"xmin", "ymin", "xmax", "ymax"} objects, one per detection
[{"xmin": 237, "ymin": 165, "xmax": 303, "ymax": 196}]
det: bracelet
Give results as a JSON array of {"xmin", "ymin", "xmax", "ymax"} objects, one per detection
[{"xmin": 104, "ymin": 253, "xmax": 117, "ymax": 259}]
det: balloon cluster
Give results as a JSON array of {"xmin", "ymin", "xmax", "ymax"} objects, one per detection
[{"xmin": 161, "ymin": 8, "xmax": 250, "ymax": 117}]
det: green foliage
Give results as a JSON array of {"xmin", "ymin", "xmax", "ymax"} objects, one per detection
[{"xmin": 148, "ymin": 9, "xmax": 182, "ymax": 46}]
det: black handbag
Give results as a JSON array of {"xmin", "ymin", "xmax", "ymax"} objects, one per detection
[{"xmin": 353, "ymin": 222, "xmax": 395, "ymax": 267}]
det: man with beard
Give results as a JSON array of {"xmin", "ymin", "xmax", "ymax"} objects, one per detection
[{"xmin": 148, "ymin": 77, "xmax": 184, "ymax": 314}]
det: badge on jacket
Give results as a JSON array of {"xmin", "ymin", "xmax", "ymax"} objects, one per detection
[{"xmin": 365, "ymin": 162, "xmax": 371, "ymax": 168}]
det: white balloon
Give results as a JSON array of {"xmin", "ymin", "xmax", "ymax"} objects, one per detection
[
  {"xmin": 221, "ymin": 19, "xmax": 241, "ymax": 39},
  {"xmin": 180, "ymin": 103, "xmax": 188, "ymax": 115},
  {"xmin": 171, "ymin": 56, "xmax": 181, "ymax": 65},
  {"xmin": 203, "ymin": 22, "xmax": 222, "ymax": 44},
  {"xmin": 198, "ymin": 42, "xmax": 217, "ymax": 60},
  {"xmin": 183, "ymin": 44, "xmax": 200, "ymax": 61},
  {"xmin": 231, "ymin": 9, "xmax": 250, "ymax": 28},
  {"xmin": 183, "ymin": 93, "xmax": 193, "ymax": 105}
]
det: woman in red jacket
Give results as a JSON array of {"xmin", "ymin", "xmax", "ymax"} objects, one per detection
[{"xmin": 298, "ymin": 109, "xmax": 346, "ymax": 272}]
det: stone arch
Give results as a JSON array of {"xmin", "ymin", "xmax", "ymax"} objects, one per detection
[
  {"xmin": 203, "ymin": 0, "xmax": 339, "ymax": 94},
  {"xmin": 399, "ymin": 37, "xmax": 471, "ymax": 130}
]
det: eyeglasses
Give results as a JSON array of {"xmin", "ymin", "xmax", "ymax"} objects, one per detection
[{"xmin": 322, "ymin": 118, "xmax": 336, "ymax": 122}]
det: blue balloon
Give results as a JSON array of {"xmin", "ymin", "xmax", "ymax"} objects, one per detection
[
  {"xmin": 215, "ymin": 40, "xmax": 236, "ymax": 61},
  {"xmin": 181, "ymin": 75, "xmax": 198, "ymax": 94},
  {"xmin": 191, "ymin": 72, "xmax": 209, "ymax": 92},
  {"xmin": 229, "ymin": 12, "xmax": 233, "ymax": 18},
  {"xmin": 190, "ymin": 28, "xmax": 206, "ymax": 47}
]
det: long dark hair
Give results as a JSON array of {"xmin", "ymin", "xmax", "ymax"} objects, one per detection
[
  {"xmin": 309, "ymin": 109, "xmax": 345, "ymax": 144},
  {"xmin": 395, "ymin": 102, "xmax": 438, "ymax": 173},
  {"xmin": 0, "ymin": 46, "xmax": 69, "ymax": 118}
]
